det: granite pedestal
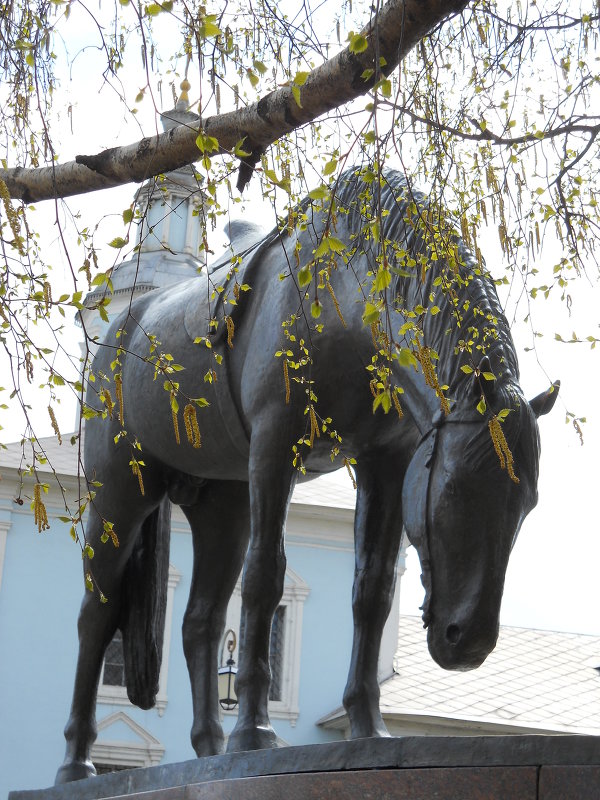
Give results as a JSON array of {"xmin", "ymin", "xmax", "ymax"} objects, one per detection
[{"xmin": 9, "ymin": 736, "xmax": 600, "ymax": 800}]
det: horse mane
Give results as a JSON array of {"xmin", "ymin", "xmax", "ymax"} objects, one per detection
[
  {"xmin": 331, "ymin": 167, "xmax": 537, "ymax": 478},
  {"xmin": 332, "ymin": 167, "xmax": 521, "ymax": 399}
]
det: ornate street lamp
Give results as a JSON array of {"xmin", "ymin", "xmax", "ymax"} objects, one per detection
[{"xmin": 218, "ymin": 629, "xmax": 238, "ymax": 711}]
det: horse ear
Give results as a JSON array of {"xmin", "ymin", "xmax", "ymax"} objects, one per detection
[
  {"xmin": 471, "ymin": 355, "xmax": 493, "ymax": 399},
  {"xmin": 478, "ymin": 355, "xmax": 492, "ymax": 375},
  {"xmin": 529, "ymin": 380, "xmax": 560, "ymax": 418}
]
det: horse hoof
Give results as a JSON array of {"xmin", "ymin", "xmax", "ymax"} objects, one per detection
[
  {"xmin": 192, "ymin": 732, "xmax": 225, "ymax": 758},
  {"xmin": 226, "ymin": 724, "xmax": 279, "ymax": 753},
  {"xmin": 350, "ymin": 721, "xmax": 391, "ymax": 739},
  {"xmin": 55, "ymin": 759, "xmax": 96, "ymax": 784}
]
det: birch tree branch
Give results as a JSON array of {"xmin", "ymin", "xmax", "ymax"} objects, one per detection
[{"xmin": 0, "ymin": 0, "xmax": 470, "ymax": 202}]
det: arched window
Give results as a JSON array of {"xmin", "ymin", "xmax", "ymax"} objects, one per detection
[
  {"xmin": 97, "ymin": 564, "xmax": 181, "ymax": 715},
  {"xmin": 223, "ymin": 566, "xmax": 309, "ymax": 726}
]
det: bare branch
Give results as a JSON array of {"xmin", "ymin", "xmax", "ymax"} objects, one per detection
[{"xmin": 0, "ymin": 0, "xmax": 470, "ymax": 202}]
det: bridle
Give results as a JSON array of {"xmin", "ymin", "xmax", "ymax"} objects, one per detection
[{"xmin": 405, "ymin": 408, "xmax": 488, "ymax": 628}]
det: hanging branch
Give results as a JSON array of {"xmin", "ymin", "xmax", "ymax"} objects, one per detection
[{"xmin": 0, "ymin": 0, "xmax": 470, "ymax": 202}]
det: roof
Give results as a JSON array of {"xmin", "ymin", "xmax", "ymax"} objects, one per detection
[
  {"xmin": 0, "ymin": 433, "xmax": 357, "ymax": 511},
  {"xmin": 292, "ymin": 471, "xmax": 356, "ymax": 510},
  {"xmin": 375, "ymin": 617, "xmax": 600, "ymax": 735},
  {"xmin": 0, "ymin": 434, "xmax": 84, "ymax": 479}
]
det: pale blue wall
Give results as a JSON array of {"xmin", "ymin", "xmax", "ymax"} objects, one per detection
[
  {"xmin": 0, "ymin": 501, "xmax": 353, "ymax": 797},
  {"xmin": 0, "ymin": 505, "xmax": 84, "ymax": 796}
]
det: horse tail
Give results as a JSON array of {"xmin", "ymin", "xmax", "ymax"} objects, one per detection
[{"xmin": 120, "ymin": 496, "xmax": 172, "ymax": 709}]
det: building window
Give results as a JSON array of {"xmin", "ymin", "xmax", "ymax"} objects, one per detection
[
  {"xmin": 238, "ymin": 604, "xmax": 287, "ymax": 702},
  {"xmin": 269, "ymin": 605, "xmax": 286, "ymax": 701},
  {"xmin": 97, "ymin": 564, "xmax": 181, "ymax": 716},
  {"xmin": 224, "ymin": 566, "xmax": 309, "ymax": 726},
  {"xmin": 101, "ymin": 630, "xmax": 126, "ymax": 687}
]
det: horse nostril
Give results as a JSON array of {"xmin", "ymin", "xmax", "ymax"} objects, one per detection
[{"xmin": 446, "ymin": 624, "xmax": 461, "ymax": 645}]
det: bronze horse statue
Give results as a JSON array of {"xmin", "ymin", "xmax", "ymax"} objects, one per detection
[{"xmin": 56, "ymin": 168, "xmax": 557, "ymax": 783}]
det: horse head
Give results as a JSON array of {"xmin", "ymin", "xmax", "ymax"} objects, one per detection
[{"xmin": 402, "ymin": 381, "xmax": 559, "ymax": 671}]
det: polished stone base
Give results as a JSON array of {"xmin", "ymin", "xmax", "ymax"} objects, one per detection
[{"xmin": 9, "ymin": 737, "xmax": 600, "ymax": 800}]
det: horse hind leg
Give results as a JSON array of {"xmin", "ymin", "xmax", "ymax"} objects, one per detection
[
  {"xmin": 181, "ymin": 479, "xmax": 250, "ymax": 757},
  {"xmin": 55, "ymin": 467, "xmax": 166, "ymax": 784}
]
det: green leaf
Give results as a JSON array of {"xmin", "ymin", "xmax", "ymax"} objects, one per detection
[
  {"xmin": 461, "ymin": 364, "xmax": 474, "ymax": 374},
  {"xmin": 372, "ymin": 390, "xmax": 391, "ymax": 414},
  {"xmin": 314, "ymin": 239, "xmax": 330, "ymax": 259},
  {"xmin": 380, "ymin": 390, "xmax": 391, "ymax": 413},
  {"xmin": 328, "ymin": 237, "xmax": 346, "ymax": 254},
  {"xmin": 309, "ymin": 185, "xmax": 329, "ymax": 201},
  {"xmin": 294, "ymin": 71, "xmax": 309, "ymax": 86},
  {"xmin": 254, "ymin": 60, "xmax": 268, "ymax": 74},
  {"xmin": 348, "ymin": 32, "xmax": 368, "ymax": 53},
  {"xmin": 323, "ymin": 159, "xmax": 337, "ymax": 176},
  {"xmin": 196, "ymin": 133, "xmax": 219, "ymax": 154},
  {"xmin": 482, "ymin": 371, "xmax": 496, "ymax": 381},
  {"xmin": 108, "ymin": 237, "xmax": 128, "ymax": 249},
  {"xmin": 373, "ymin": 268, "xmax": 391, "ymax": 292},
  {"xmin": 122, "ymin": 208, "xmax": 134, "ymax": 224},
  {"xmin": 362, "ymin": 302, "xmax": 380, "ymax": 325},
  {"xmin": 476, "ymin": 396, "xmax": 487, "ymax": 415},
  {"xmin": 298, "ymin": 266, "xmax": 312, "ymax": 287},
  {"xmin": 263, "ymin": 168, "xmax": 291, "ymax": 193},
  {"xmin": 311, "ymin": 300, "xmax": 322, "ymax": 318},
  {"xmin": 377, "ymin": 78, "xmax": 392, "ymax": 98},
  {"xmin": 199, "ymin": 15, "xmax": 221, "ymax": 38},
  {"xmin": 291, "ymin": 84, "xmax": 302, "ymax": 108},
  {"xmin": 398, "ymin": 348, "xmax": 417, "ymax": 368},
  {"xmin": 234, "ymin": 139, "xmax": 251, "ymax": 158}
]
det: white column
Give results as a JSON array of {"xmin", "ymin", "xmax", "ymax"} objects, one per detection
[
  {"xmin": 0, "ymin": 512, "xmax": 12, "ymax": 594},
  {"xmin": 377, "ymin": 532, "xmax": 409, "ymax": 681}
]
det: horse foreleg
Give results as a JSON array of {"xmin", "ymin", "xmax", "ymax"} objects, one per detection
[
  {"xmin": 181, "ymin": 480, "xmax": 250, "ymax": 757},
  {"xmin": 342, "ymin": 453, "xmax": 406, "ymax": 739},
  {"xmin": 226, "ymin": 432, "xmax": 295, "ymax": 753}
]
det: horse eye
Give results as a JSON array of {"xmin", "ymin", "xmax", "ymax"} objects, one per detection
[{"xmin": 445, "ymin": 480, "xmax": 456, "ymax": 497}]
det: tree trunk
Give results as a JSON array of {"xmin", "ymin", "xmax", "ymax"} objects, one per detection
[{"xmin": 0, "ymin": 0, "xmax": 470, "ymax": 202}]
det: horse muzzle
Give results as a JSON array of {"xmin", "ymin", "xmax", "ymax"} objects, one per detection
[{"xmin": 426, "ymin": 617, "xmax": 499, "ymax": 671}]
